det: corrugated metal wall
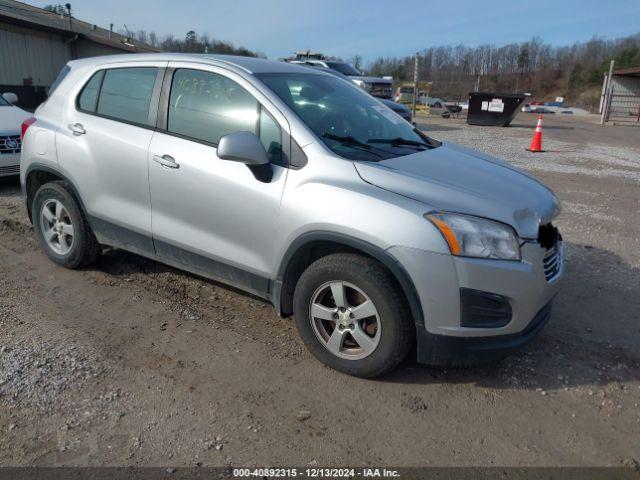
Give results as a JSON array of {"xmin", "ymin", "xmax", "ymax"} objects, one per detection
[
  {"xmin": 0, "ymin": 22, "xmax": 134, "ymax": 89},
  {"xmin": 609, "ymin": 76, "xmax": 640, "ymax": 122},
  {"xmin": 611, "ymin": 76, "xmax": 640, "ymax": 96},
  {"xmin": 0, "ymin": 22, "xmax": 70, "ymax": 86}
]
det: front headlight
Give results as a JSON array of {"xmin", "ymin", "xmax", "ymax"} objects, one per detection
[{"xmin": 426, "ymin": 212, "xmax": 521, "ymax": 260}]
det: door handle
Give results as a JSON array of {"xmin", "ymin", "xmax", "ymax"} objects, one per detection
[
  {"xmin": 68, "ymin": 123, "xmax": 86, "ymax": 136},
  {"xmin": 153, "ymin": 154, "xmax": 180, "ymax": 169}
]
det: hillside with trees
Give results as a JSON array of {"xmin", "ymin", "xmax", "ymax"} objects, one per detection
[
  {"xmin": 126, "ymin": 29, "xmax": 262, "ymax": 58},
  {"xmin": 365, "ymin": 33, "xmax": 640, "ymax": 109},
  {"xmin": 130, "ymin": 30, "xmax": 262, "ymax": 58}
]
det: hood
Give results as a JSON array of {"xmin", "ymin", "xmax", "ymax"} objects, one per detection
[
  {"xmin": 0, "ymin": 106, "xmax": 31, "ymax": 133},
  {"xmin": 351, "ymin": 75, "xmax": 392, "ymax": 85},
  {"xmin": 354, "ymin": 142, "xmax": 560, "ymax": 239}
]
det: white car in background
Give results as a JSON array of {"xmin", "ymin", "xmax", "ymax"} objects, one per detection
[{"xmin": 0, "ymin": 93, "xmax": 31, "ymax": 177}]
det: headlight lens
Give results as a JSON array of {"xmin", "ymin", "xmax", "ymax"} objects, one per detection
[{"xmin": 426, "ymin": 213, "xmax": 521, "ymax": 260}]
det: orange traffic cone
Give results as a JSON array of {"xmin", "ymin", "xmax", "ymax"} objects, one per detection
[{"xmin": 527, "ymin": 114, "xmax": 544, "ymax": 152}]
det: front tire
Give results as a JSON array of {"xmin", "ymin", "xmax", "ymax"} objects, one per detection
[
  {"xmin": 32, "ymin": 181, "xmax": 101, "ymax": 268},
  {"xmin": 293, "ymin": 253, "xmax": 414, "ymax": 378}
]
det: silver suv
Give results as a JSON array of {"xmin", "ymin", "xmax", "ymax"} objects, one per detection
[{"xmin": 20, "ymin": 54, "xmax": 563, "ymax": 378}]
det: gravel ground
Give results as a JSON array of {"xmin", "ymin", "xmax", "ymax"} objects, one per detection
[
  {"xmin": 0, "ymin": 113, "xmax": 639, "ymax": 467},
  {"xmin": 423, "ymin": 115, "xmax": 640, "ymax": 184}
]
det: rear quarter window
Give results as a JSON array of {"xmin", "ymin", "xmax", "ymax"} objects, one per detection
[{"xmin": 77, "ymin": 70, "xmax": 104, "ymax": 112}]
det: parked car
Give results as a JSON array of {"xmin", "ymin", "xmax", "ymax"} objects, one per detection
[
  {"xmin": 289, "ymin": 59, "xmax": 393, "ymax": 99},
  {"xmin": 21, "ymin": 54, "xmax": 563, "ymax": 378},
  {"xmin": 444, "ymin": 103, "xmax": 463, "ymax": 114},
  {"xmin": 382, "ymin": 100, "xmax": 412, "ymax": 123},
  {"xmin": 531, "ymin": 107, "xmax": 556, "ymax": 114},
  {"xmin": 296, "ymin": 63, "xmax": 412, "ymax": 123},
  {"xmin": 0, "ymin": 93, "xmax": 32, "ymax": 177}
]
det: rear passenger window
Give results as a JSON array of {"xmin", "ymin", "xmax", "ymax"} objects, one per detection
[
  {"xmin": 168, "ymin": 69, "xmax": 258, "ymax": 144},
  {"xmin": 96, "ymin": 68, "xmax": 158, "ymax": 124},
  {"xmin": 77, "ymin": 70, "xmax": 104, "ymax": 112}
]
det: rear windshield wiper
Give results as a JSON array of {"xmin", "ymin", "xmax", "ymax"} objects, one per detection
[{"xmin": 367, "ymin": 137, "xmax": 431, "ymax": 149}]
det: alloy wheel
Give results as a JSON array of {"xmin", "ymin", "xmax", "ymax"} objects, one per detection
[
  {"xmin": 40, "ymin": 199, "xmax": 75, "ymax": 255},
  {"xmin": 309, "ymin": 281, "xmax": 381, "ymax": 360}
]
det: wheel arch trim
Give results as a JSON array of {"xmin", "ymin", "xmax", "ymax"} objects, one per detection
[
  {"xmin": 273, "ymin": 231, "xmax": 424, "ymax": 327},
  {"xmin": 24, "ymin": 163, "xmax": 89, "ymax": 225}
]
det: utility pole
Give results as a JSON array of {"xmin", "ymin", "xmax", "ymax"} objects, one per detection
[{"xmin": 412, "ymin": 52, "xmax": 419, "ymax": 116}]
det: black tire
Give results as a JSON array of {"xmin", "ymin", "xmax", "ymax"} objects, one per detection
[
  {"xmin": 32, "ymin": 181, "xmax": 101, "ymax": 268},
  {"xmin": 293, "ymin": 253, "xmax": 414, "ymax": 378}
]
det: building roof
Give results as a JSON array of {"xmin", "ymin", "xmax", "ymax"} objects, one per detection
[
  {"xmin": 0, "ymin": 0, "xmax": 158, "ymax": 53},
  {"xmin": 613, "ymin": 66, "xmax": 640, "ymax": 77}
]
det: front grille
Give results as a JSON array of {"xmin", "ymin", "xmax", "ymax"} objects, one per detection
[
  {"xmin": 0, "ymin": 135, "xmax": 21, "ymax": 155},
  {"xmin": 543, "ymin": 241, "xmax": 562, "ymax": 281},
  {"xmin": 0, "ymin": 165, "xmax": 20, "ymax": 176},
  {"xmin": 538, "ymin": 222, "xmax": 563, "ymax": 282}
]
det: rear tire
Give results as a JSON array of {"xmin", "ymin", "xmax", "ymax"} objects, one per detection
[
  {"xmin": 32, "ymin": 181, "xmax": 101, "ymax": 268},
  {"xmin": 293, "ymin": 253, "xmax": 414, "ymax": 378}
]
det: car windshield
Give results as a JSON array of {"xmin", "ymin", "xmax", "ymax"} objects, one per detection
[
  {"xmin": 325, "ymin": 62, "xmax": 361, "ymax": 76},
  {"xmin": 257, "ymin": 73, "xmax": 439, "ymax": 161},
  {"xmin": 0, "ymin": 96, "xmax": 9, "ymax": 106}
]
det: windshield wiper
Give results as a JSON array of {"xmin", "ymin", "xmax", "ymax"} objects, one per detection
[
  {"xmin": 367, "ymin": 137, "xmax": 431, "ymax": 149},
  {"xmin": 322, "ymin": 133, "xmax": 386, "ymax": 160},
  {"xmin": 323, "ymin": 133, "xmax": 372, "ymax": 149}
]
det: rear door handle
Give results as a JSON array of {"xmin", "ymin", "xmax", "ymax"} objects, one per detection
[
  {"xmin": 153, "ymin": 154, "xmax": 180, "ymax": 169},
  {"xmin": 68, "ymin": 123, "xmax": 86, "ymax": 136}
]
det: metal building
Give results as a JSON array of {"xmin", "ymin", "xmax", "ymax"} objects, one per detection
[
  {"xmin": 600, "ymin": 66, "xmax": 640, "ymax": 125},
  {"xmin": 0, "ymin": 0, "xmax": 158, "ymax": 109}
]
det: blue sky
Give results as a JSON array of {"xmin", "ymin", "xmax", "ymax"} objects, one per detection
[{"xmin": 29, "ymin": 0, "xmax": 640, "ymax": 62}]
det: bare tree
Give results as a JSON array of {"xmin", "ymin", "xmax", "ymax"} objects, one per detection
[
  {"xmin": 349, "ymin": 54, "xmax": 363, "ymax": 71},
  {"xmin": 364, "ymin": 33, "xmax": 640, "ymax": 106}
]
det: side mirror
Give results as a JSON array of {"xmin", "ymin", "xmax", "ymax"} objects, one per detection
[
  {"xmin": 217, "ymin": 131, "xmax": 270, "ymax": 166},
  {"xmin": 217, "ymin": 131, "xmax": 272, "ymax": 182},
  {"xmin": 2, "ymin": 92, "xmax": 18, "ymax": 105}
]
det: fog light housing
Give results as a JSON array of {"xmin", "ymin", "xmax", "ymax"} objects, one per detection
[{"xmin": 460, "ymin": 288, "xmax": 512, "ymax": 328}]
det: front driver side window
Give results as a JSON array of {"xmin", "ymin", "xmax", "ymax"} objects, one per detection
[
  {"xmin": 167, "ymin": 69, "xmax": 283, "ymax": 163},
  {"xmin": 168, "ymin": 69, "xmax": 257, "ymax": 145}
]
